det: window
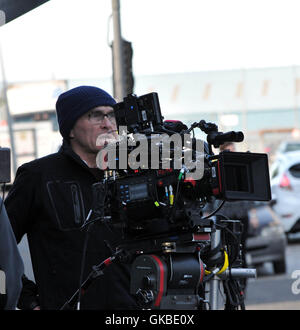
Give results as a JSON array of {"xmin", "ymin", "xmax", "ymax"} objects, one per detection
[{"xmin": 289, "ymin": 163, "xmax": 300, "ymax": 178}]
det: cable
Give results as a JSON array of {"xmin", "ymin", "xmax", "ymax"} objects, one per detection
[
  {"xmin": 77, "ymin": 201, "xmax": 100, "ymax": 310},
  {"xmin": 168, "ymin": 170, "xmax": 184, "ymax": 222},
  {"xmin": 202, "ymin": 200, "xmax": 226, "ymax": 219},
  {"xmin": 224, "ymin": 227, "xmax": 240, "ymax": 266},
  {"xmin": 204, "ymin": 250, "xmax": 229, "ymax": 277},
  {"xmin": 215, "ymin": 220, "xmax": 240, "ymax": 266},
  {"xmin": 61, "ymin": 253, "xmax": 117, "ymax": 310},
  {"xmin": 223, "ymin": 279, "xmax": 245, "ymax": 310},
  {"xmin": 217, "ymin": 250, "xmax": 229, "ymax": 275},
  {"xmin": 77, "ymin": 221, "xmax": 94, "ymax": 310}
]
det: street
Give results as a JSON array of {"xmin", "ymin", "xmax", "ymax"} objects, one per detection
[{"xmin": 245, "ymin": 236, "xmax": 300, "ymax": 310}]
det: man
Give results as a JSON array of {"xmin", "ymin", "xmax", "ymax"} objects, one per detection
[
  {"xmin": 219, "ymin": 141, "xmax": 236, "ymax": 153},
  {"xmin": 5, "ymin": 86, "xmax": 137, "ymax": 309}
]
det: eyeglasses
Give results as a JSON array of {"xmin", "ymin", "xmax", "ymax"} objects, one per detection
[{"xmin": 87, "ymin": 110, "xmax": 116, "ymax": 124}]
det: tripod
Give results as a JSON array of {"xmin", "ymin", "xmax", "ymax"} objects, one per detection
[{"xmin": 60, "ymin": 219, "xmax": 256, "ymax": 310}]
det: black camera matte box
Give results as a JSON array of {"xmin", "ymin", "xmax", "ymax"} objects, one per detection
[{"xmin": 219, "ymin": 151, "xmax": 271, "ymax": 201}]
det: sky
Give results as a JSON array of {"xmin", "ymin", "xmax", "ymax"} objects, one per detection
[{"xmin": 1, "ymin": 0, "xmax": 300, "ymax": 82}]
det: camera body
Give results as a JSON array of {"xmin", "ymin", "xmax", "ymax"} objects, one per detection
[{"xmin": 99, "ymin": 92, "xmax": 271, "ymax": 239}]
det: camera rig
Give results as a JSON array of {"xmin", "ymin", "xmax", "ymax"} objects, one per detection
[{"xmin": 61, "ymin": 92, "xmax": 271, "ymax": 310}]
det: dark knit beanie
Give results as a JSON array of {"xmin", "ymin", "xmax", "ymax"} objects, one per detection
[{"xmin": 56, "ymin": 85, "xmax": 116, "ymax": 140}]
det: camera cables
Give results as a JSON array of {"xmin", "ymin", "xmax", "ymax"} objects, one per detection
[{"xmin": 76, "ymin": 180, "xmax": 109, "ymax": 310}]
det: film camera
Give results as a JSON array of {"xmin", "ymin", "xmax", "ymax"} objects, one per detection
[
  {"xmin": 98, "ymin": 93, "xmax": 270, "ymax": 235},
  {"xmin": 62, "ymin": 92, "xmax": 271, "ymax": 310}
]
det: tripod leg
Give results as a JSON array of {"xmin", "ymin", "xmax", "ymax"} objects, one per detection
[{"xmin": 209, "ymin": 275, "xmax": 219, "ymax": 310}]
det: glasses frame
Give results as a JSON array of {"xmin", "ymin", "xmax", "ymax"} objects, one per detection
[{"xmin": 87, "ymin": 110, "xmax": 116, "ymax": 124}]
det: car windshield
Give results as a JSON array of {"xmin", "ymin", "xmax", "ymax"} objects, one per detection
[{"xmin": 285, "ymin": 143, "xmax": 300, "ymax": 152}]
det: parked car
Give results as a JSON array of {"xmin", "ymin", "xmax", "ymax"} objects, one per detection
[
  {"xmin": 246, "ymin": 202, "xmax": 287, "ymax": 274},
  {"xmin": 270, "ymin": 150, "xmax": 300, "ymax": 234},
  {"xmin": 276, "ymin": 140, "xmax": 300, "ymax": 155}
]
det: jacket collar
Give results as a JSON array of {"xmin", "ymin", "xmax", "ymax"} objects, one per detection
[
  {"xmin": 59, "ymin": 139, "xmax": 92, "ymax": 170},
  {"xmin": 58, "ymin": 139, "xmax": 104, "ymax": 180}
]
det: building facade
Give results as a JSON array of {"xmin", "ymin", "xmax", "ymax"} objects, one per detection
[{"xmin": 1, "ymin": 65, "xmax": 300, "ymax": 177}]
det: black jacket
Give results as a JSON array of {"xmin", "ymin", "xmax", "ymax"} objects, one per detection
[{"xmin": 5, "ymin": 142, "xmax": 137, "ymax": 310}]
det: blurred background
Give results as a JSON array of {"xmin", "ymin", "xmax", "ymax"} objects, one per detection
[{"xmin": 1, "ymin": 0, "xmax": 300, "ymax": 310}]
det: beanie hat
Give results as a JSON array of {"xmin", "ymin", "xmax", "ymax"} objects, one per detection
[{"xmin": 56, "ymin": 85, "xmax": 116, "ymax": 140}]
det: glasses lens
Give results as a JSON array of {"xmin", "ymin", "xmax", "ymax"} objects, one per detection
[
  {"xmin": 88, "ymin": 111, "xmax": 115, "ymax": 123},
  {"xmin": 107, "ymin": 112, "xmax": 116, "ymax": 121}
]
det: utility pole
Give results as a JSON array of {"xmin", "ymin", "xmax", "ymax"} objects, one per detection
[
  {"xmin": 293, "ymin": 65, "xmax": 299, "ymax": 129},
  {"xmin": 0, "ymin": 38, "xmax": 17, "ymax": 177},
  {"xmin": 111, "ymin": 0, "xmax": 125, "ymax": 101}
]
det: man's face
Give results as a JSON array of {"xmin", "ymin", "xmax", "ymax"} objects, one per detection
[
  {"xmin": 225, "ymin": 144, "xmax": 235, "ymax": 152},
  {"xmin": 70, "ymin": 106, "xmax": 117, "ymax": 154}
]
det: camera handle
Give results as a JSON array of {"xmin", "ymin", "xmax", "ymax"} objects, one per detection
[
  {"xmin": 60, "ymin": 251, "xmax": 120, "ymax": 310},
  {"xmin": 188, "ymin": 120, "xmax": 244, "ymax": 153},
  {"xmin": 208, "ymin": 216, "xmax": 222, "ymax": 310}
]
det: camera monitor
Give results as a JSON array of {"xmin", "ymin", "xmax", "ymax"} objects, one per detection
[
  {"xmin": 218, "ymin": 151, "xmax": 271, "ymax": 201},
  {"xmin": 114, "ymin": 92, "xmax": 163, "ymax": 133}
]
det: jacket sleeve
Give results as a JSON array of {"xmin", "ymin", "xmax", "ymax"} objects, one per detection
[
  {"xmin": 4, "ymin": 164, "xmax": 39, "ymax": 243},
  {"xmin": 17, "ymin": 275, "xmax": 40, "ymax": 310},
  {"xmin": 4, "ymin": 164, "xmax": 40, "ymax": 309}
]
